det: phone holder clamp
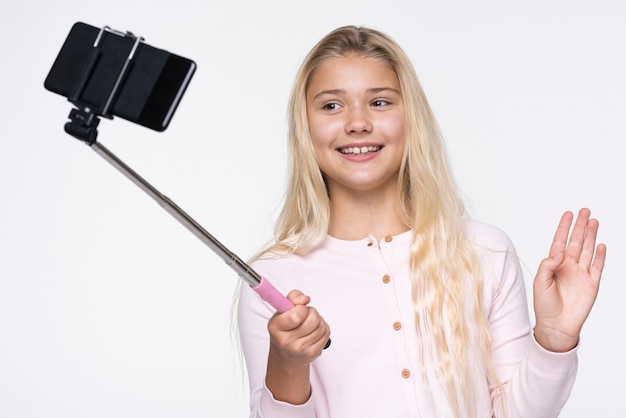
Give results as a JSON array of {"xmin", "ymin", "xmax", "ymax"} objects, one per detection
[{"xmin": 64, "ymin": 25, "xmax": 144, "ymax": 144}]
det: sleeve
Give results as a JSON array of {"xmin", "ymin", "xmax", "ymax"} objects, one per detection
[
  {"xmin": 487, "ymin": 234, "xmax": 578, "ymax": 418},
  {"xmin": 237, "ymin": 275, "xmax": 318, "ymax": 418}
]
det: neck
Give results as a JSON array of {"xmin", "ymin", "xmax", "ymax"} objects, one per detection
[{"xmin": 327, "ymin": 184, "xmax": 409, "ymax": 241}]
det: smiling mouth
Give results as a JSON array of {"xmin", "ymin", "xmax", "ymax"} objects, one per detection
[{"xmin": 337, "ymin": 145, "xmax": 383, "ymax": 155}]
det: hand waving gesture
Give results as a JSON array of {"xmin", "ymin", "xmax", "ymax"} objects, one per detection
[{"xmin": 533, "ymin": 208, "xmax": 607, "ymax": 352}]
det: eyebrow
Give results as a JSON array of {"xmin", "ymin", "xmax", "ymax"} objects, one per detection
[{"xmin": 311, "ymin": 87, "xmax": 400, "ymax": 101}]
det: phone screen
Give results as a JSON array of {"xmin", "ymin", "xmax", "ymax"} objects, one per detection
[{"xmin": 44, "ymin": 22, "xmax": 196, "ymax": 132}]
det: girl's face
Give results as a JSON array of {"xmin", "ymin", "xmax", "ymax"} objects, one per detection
[{"xmin": 306, "ymin": 55, "xmax": 405, "ymax": 197}]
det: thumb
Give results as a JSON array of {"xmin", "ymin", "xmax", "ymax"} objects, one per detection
[
  {"xmin": 534, "ymin": 251, "xmax": 564, "ymax": 290},
  {"xmin": 286, "ymin": 289, "xmax": 311, "ymax": 306}
]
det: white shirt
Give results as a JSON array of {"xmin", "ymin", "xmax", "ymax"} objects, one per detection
[{"xmin": 238, "ymin": 220, "xmax": 577, "ymax": 417}]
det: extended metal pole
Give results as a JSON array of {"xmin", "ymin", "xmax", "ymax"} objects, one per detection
[
  {"xmin": 90, "ymin": 141, "xmax": 262, "ymax": 287},
  {"xmin": 87, "ymin": 141, "xmax": 330, "ymax": 348}
]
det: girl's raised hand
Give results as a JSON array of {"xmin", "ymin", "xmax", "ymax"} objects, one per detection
[{"xmin": 533, "ymin": 208, "xmax": 607, "ymax": 352}]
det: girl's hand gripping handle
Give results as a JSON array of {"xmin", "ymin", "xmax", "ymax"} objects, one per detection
[{"xmin": 252, "ymin": 277, "xmax": 331, "ymax": 349}]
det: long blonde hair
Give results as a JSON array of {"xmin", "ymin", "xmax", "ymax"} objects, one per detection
[{"xmin": 259, "ymin": 26, "xmax": 502, "ymax": 416}]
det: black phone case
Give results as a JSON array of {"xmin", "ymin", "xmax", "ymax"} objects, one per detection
[{"xmin": 45, "ymin": 22, "xmax": 196, "ymax": 131}]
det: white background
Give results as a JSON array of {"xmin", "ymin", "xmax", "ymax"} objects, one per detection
[{"xmin": 1, "ymin": 1, "xmax": 624, "ymax": 417}]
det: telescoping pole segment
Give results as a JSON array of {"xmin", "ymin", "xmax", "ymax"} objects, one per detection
[{"xmin": 89, "ymin": 141, "xmax": 295, "ymax": 314}]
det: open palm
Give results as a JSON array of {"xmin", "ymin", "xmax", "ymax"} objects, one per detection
[{"xmin": 533, "ymin": 208, "xmax": 607, "ymax": 352}]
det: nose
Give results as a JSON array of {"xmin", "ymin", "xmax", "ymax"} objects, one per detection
[{"xmin": 345, "ymin": 106, "xmax": 373, "ymax": 134}]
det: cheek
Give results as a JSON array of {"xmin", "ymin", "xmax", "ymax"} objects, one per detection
[
  {"xmin": 309, "ymin": 117, "xmax": 338, "ymax": 149},
  {"xmin": 386, "ymin": 114, "xmax": 406, "ymax": 140}
]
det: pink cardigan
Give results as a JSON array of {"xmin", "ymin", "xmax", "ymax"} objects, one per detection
[{"xmin": 238, "ymin": 220, "xmax": 577, "ymax": 417}]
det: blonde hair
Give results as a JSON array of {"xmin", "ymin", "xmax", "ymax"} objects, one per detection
[{"xmin": 260, "ymin": 26, "xmax": 502, "ymax": 416}]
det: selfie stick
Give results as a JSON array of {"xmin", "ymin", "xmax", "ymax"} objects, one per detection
[
  {"xmin": 89, "ymin": 141, "xmax": 301, "ymax": 312},
  {"xmin": 58, "ymin": 25, "xmax": 330, "ymax": 349},
  {"xmin": 88, "ymin": 142, "xmax": 336, "ymax": 347}
]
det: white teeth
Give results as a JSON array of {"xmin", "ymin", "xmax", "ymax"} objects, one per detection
[{"xmin": 339, "ymin": 146, "xmax": 382, "ymax": 155}]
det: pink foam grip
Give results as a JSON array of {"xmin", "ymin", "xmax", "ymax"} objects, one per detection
[{"xmin": 252, "ymin": 277, "xmax": 295, "ymax": 313}]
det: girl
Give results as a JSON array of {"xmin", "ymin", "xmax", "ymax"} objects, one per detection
[{"xmin": 237, "ymin": 25, "xmax": 606, "ymax": 417}]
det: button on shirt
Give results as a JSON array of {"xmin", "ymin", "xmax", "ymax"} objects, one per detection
[{"xmin": 238, "ymin": 220, "xmax": 578, "ymax": 418}]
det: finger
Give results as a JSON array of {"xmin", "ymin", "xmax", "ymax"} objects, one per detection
[
  {"xmin": 312, "ymin": 321, "xmax": 332, "ymax": 351},
  {"xmin": 578, "ymin": 217, "xmax": 599, "ymax": 268},
  {"xmin": 303, "ymin": 314, "xmax": 331, "ymax": 351},
  {"xmin": 590, "ymin": 243, "xmax": 607, "ymax": 283},
  {"xmin": 290, "ymin": 309, "xmax": 328, "ymax": 352},
  {"xmin": 271, "ymin": 304, "xmax": 309, "ymax": 334},
  {"xmin": 548, "ymin": 211, "xmax": 574, "ymax": 259},
  {"xmin": 563, "ymin": 208, "xmax": 591, "ymax": 262}
]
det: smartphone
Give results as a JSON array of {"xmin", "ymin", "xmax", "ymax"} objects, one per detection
[{"xmin": 44, "ymin": 22, "xmax": 196, "ymax": 132}]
